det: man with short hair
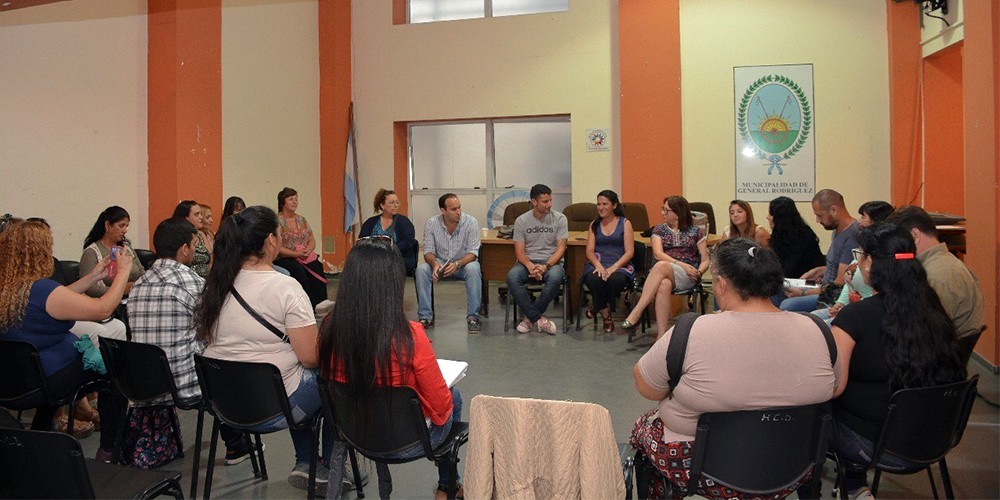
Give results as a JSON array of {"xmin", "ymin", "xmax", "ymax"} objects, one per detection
[
  {"xmin": 416, "ymin": 193, "xmax": 484, "ymax": 333},
  {"xmin": 128, "ymin": 217, "xmax": 252, "ymax": 465},
  {"xmin": 888, "ymin": 206, "xmax": 984, "ymax": 339},
  {"xmin": 506, "ymin": 184, "xmax": 569, "ymax": 334},
  {"xmin": 781, "ymin": 189, "xmax": 860, "ymax": 312}
]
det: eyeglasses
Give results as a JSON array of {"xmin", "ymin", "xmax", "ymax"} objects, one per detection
[
  {"xmin": 851, "ymin": 248, "xmax": 865, "ymax": 261},
  {"xmin": 384, "ymin": 201, "xmax": 401, "ymax": 207},
  {"xmin": 661, "ymin": 208, "xmax": 674, "ymax": 214}
]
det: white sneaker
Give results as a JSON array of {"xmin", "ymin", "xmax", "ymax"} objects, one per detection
[
  {"xmin": 516, "ymin": 318, "xmax": 532, "ymax": 333},
  {"xmin": 536, "ymin": 316, "xmax": 557, "ymax": 335}
]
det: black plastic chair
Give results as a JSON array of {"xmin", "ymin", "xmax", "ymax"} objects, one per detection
[
  {"xmin": 193, "ymin": 354, "xmax": 321, "ymax": 500},
  {"xmin": 317, "ymin": 377, "xmax": 469, "ymax": 500},
  {"xmin": 99, "ymin": 338, "xmax": 208, "ymax": 498},
  {"xmin": 134, "ymin": 249, "xmax": 158, "ymax": 270},
  {"xmin": 634, "ymin": 402, "xmax": 831, "ymax": 498},
  {"xmin": 0, "ymin": 427, "xmax": 184, "ymax": 499},
  {"xmin": 0, "ymin": 339, "xmax": 106, "ymax": 437},
  {"xmin": 957, "ymin": 325, "xmax": 986, "ymax": 366},
  {"xmin": 832, "ymin": 376, "xmax": 980, "ymax": 499}
]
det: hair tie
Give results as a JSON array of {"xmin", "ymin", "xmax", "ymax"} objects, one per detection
[
  {"xmin": 748, "ymin": 246, "xmax": 756, "ymax": 258},
  {"xmin": 894, "ymin": 253, "xmax": 914, "ymax": 260},
  {"xmin": 232, "ymin": 213, "xmax": 243, "ymax": 224}
]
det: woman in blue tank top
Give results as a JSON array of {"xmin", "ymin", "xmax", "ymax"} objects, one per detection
[{"xmin": 582, "ymin": 190, "xmax": 635, "ymax": 333}]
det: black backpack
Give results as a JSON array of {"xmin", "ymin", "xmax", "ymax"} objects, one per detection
[{"xmin": 665, "ymin": 312, "xmax": 838, "ymax": 397}]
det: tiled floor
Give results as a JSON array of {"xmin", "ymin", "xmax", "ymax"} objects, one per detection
[{"xmin": 60, "ymin": 278, "xmax": 1000, "ymax": 498}]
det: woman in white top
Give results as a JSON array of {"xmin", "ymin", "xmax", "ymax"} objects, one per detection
[
  {"xmin": 721, "ymin": 199, "xmax": 770, "ymax": 247},
  {"xmin": 194, "ymin": 205, "xmax": 334, "ymax": 492}
]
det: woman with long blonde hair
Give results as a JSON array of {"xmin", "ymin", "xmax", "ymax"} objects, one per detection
[{"xmin": 0, "ymin": 219, "xmax": 128, "ymax": 462}]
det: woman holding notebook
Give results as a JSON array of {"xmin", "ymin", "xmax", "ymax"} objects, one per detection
[{"xmin": 320, "ymin": 236, "xmax": 462, "ymax": 500}]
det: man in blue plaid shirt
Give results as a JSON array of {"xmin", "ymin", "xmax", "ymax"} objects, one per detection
[{"xmin": 128, "ymin": 217, "xmax": 253, "ymax": 464}]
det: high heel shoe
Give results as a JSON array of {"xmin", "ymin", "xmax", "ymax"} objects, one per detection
[
  {"xmin": 621, "ymin": 319, "xmax": 638, "ymax": 343},
  {"xmin": 602, "ymin": 314, "xmax": 615, "ymax": 334}
]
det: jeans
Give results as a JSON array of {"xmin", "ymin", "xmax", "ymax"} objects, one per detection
[
  {"xmin": 779, "ymin": 294, "xmax": 819, "ymax": 312},
  {"xmin": 416, "ymin": 260, "xmax": 482, "ymax": 320},
  {"xmin": 326, "ymin": 387, "xmax": 464, "ymax": 499},
  {"xmin": 828, "ymin": 419, "xmax": 924, "ymax": 490},
  {"xmin": 506, "ymin": 263, "xmax": 565, "ymax": 323},
  {"xmin": 244, "ymin": 368, "xmax": 333, "ymax": 465}
]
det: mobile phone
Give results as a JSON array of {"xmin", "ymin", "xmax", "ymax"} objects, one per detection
[
  {"xmin": 110, "ymin": 246, "xmax": 122, "ymax": 260},
  {"xmin": 805, "ymin": 279, "xmax": 818, "ymax": 286}
]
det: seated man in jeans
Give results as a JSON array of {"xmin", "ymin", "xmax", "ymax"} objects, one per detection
[
  {"xmin": 128, "ymin": 217, "xmax": 252, "ymax": 464},
  {"xmin": 415, "ymin": 193, "xmax": 483, "ymax": 333},
  {"xmin": 506, "ymin": 184, "xmax": 568, "ymax": 335}
]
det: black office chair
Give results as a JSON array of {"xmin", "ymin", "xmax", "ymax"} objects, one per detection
[
  {"xmin": 633, "ymin": 402, "xmax": 831, "ymax": 498},
  {"xmin": 0, "ymin": 427, "xmax": 184, "ymax": 499},
  {"xmin": 99, "ymin": 338, "xmax": 209, "ymax": 498},
  {"xmin": 317, "ymin": 377, "xmax": 469, "ymax": 500},
  {"xmin": 0, "ymin": 339, "xmax": 107, "ymax": 437},
  {"xmin": 501, "ymin": 201, "xmax": 532, "ymax": 226},
  {"xmin": 134, "ymin": 248, "xmax": 158, "ymax": 270},
  {"xmin": 832, "ymin": 376, "xmax": 979, "ymax": 499},
  {"xmin": 193, "ymin": 354, "xmax": 322, "ymax": 500},
  {"xmin": 688, "ymin": 202, "xmax": 716, "ymax": 235},
  {"xmin": 563, "ymin": 202, "xmax": 598, "ymax": 231},
  {"xmin": 577, "ymin": 241, "xmax": 647, "ymax": 335},
  {"xmin": 621, "ymin": 203, "xmax": 651, "ymax": 234}
]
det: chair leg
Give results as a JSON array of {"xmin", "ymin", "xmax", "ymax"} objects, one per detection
[
  {"xmin": 504, "ymin": 295, "xmax": 511, "ymax": 332},
  {"xmin": 203, "ymin": 418, "xmax": 221, "ymax": 500},
  {"xmin": 166, "ymin": 406, "xmax": 185, "ymax": 458},
  {"xmin": 190, "ymin": 406, "xmax": 206, "ymax": 499},
  {"xmin": 927, "ymin": 466, "xmax": 940, "ymax": 500},
  {"xmin": 113, "ymin": 405, "xmax": 131, "ymax": 465},
  {"xmin": 871, "ymin": 469, "xmax": 882, "ymax": 496},
  {"xmin": 348, "ymin": 447, "xmax": 365, "ymax": 499},
  {"xmin": 939, "ymin": 458, "xmax": 954, "ymax": 499},
  {"xmin": 253, "ymin": 433, "xmax": 267, "ymax": 480},
  {"xmin": 307, "ymin": 418, "xmax": 319, "ymax": 500},
  {"xmin": 562, "ymin": 284, "xmax": 569, "ymax": 333}
]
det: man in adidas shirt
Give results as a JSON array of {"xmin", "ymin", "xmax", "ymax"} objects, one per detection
[{"xmin": 507, "ymin": 184, "xmax": 569, "ymax": 335}]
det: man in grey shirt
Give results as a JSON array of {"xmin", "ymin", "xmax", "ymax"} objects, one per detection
[
  {"xmin": 507, "ymin": 184, "xmax": 569, "ymax": 334},
  {"xmin": 781, "ymin": 189, "xmax": 859, "ymax": 312},
  {"xmin": 415, "ymin": 193, "xmax": 483, "ymax": 333}
]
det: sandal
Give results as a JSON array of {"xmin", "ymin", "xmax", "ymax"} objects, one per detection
[
  {"xmin": 602, "ymin": 314, "xmax": 615, "ymax": 334},
  {"xmin": 585, "ymin": 308, "xmax": 595, "ymax": 320},
  {"xmin": 56, "ymin": 415, "xmax": 95, "ymax": 439}
]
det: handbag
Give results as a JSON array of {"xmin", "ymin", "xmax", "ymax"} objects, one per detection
[
  {"xmin": 230, "ymin": 287, "xmax": 289, "ymax": 342},
  {"xmin": 123, "ymin": 406, "xmax": 182, "ymax": 469}
]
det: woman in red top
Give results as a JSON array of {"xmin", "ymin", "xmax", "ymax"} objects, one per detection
[{"xmin": 319, "ymin": 236, "xmax": 461, "ymax": 500}]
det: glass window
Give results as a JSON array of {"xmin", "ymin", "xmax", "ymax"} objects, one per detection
[
  {"xmin": 409, "ymin": 0, "xmax": 483, "ymax": 23},
  {"xmin": 493, "ymin": 119, "xmax": 571, "ymax": 189},
  {"xmin": 410, "ymin": 122, "xmax": 487, "ymax": 189},
  {"xmin": 407, "ymin": 116, "xmax": 571, "ymax": 244},
  {"xmin": 492, "ymin": 0, "xmax": 569, "ymax": 17},
  {"xmin": 408, "ymin": 0, "xmax": 567, "ymax": 24}
]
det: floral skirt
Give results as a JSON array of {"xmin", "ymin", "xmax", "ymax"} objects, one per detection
[{"xmin": 628, "ymin": 409, "xmax": 810, "ymax": 500}]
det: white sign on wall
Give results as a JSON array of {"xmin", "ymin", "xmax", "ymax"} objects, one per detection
[{"xmin": 734, "ymin": 64, "xmax": 815, "ymax": 201}]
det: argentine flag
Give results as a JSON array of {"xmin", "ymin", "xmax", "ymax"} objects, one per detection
[{"xmin": 344, "ymin": 129, "xmax": 360, "ymax": 233}]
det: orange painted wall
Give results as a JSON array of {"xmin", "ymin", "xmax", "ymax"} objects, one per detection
[
  {"xmin": 619, "ymin": 0, "xmax": 682, "ymax": 223},
  {"xmin": 962, "ymin": 0, "xmax": 999, "ymax": 366},
  {"xmin": 886, "ymin": 0, "xmax": 923, "ymax": 206},
  {"xmin": 922, "ymin": 43, "xmax": 964, "ymax": 214},
  {"xmin": 318, "ymin": 0, "xmax": 353, "ymax": 270},
  {"xmin": 147, "ymin": 0, "xmax": 223, "ymax": 244}
]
